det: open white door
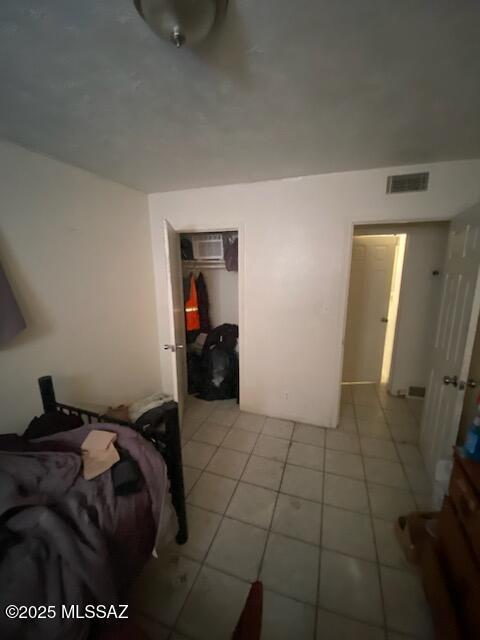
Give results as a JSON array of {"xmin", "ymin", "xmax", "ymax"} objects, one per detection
[
  {"xmin": 343, "ymin": 235, "xmax": 397, "ymax": 382},
  {"xmin": 420, "ymin": 204, "xmax": 480, "ymax": 476},
  {"xmin": 163, "ymin": 219, "xmax": 187, "ymax": 419}
]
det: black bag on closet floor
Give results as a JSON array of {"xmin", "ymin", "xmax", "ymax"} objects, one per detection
[
  {"xmin": 196, "ymin": 348, "xmax": 238, "ymax": 401},
  {"xmin": 187, "ymin": 352, "xmax": 204, "ymax": 395},
  {"xmin": 203, "ymin": 323, "xmax": 238, "ymax": 353},
  {"xmin": 195, "ymin": 323, "xmax": 239, "ymax": 401}
]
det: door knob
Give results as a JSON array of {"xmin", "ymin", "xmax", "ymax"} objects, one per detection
[
  {"xmin": 459, "ymin": 378, "xmax": 478, "ymax": 390},
  {"xmin": 163, "ymin": 344, "xmax": 184, "ymax": 352},
  {"xmin": 443, "ymin": 375, "xmax": 458, "ymax": 387}
]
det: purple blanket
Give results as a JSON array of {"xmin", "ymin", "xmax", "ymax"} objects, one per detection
[{"xmin": 0, "ymin": 423, "xmax": 168, "ymax": 640}]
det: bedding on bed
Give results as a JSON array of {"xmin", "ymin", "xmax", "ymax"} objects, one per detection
[{"xmin": 0, "ymin": 422, "xmax": 171, "ymax": 640}]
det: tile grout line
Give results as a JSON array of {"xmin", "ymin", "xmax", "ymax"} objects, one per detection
[
  {"xmin": 186, "ymin": 451, "xmax": 420, "ymax": 522},
  {"xmin": 181, "ymin": 498, "xmax": 401, "ymax": 554},
  {"xmin": 384, "ymin": 399, "xmax": 432, "ymax": 508},
  {"xmin": 200, "ymin": 413, "xmax": 276, "ymax": 598},
  {"xmin": 161, "ymin": 398, "xmax": 222, "ymax": 640},
  {"xmin": 254, "ymin": 420, "xmax": 292, "ymax": 582},
  {"xmin": 374, "ymin": 384, "xmax": 427, "ymax": 638},
  {"xmin": 233, "ymin": 484, "xmax": 404, "ymax": 522},
  {"xmin": 170, "ymin": 399, "xmax": 236, "ymax": 635},
  {"xmin": 182, "ymin": 410, "xmax": 222, "ymax": 497},
  {"xmin": 179, "ymin": 393, "xmax": 426, "ymax": 638},
  {"xmin": 375, "ymin": 386, "xmax": 427, "ymax": 507},
  {"xmin": 183, "ymin": 399, "xmax": 258, "ymax": 489},
  {"xmin": 169, "ymin": 400, "xmax": 225, "ymax": 637},
  {"xmin": 171, "ymin": 408, "xmax": 265, "ymax": 636},
  {"xmin": 356, "ymin": 387, "xmax": 389, "ymax": 633},
  {"xmin": 172, "ymin": 401, "xmax": 312, "ymax": 636},
  {"xmin": 351, "ymin": 390, "xmax": 426, "ymax": 482},
  {"xmin": 186, "ymin": 423, "xmax": 421, "ymax": 522},
  {"xmin": 188, "ymin": 453, "xmax": 420, "ymax": 501},
  {"xmin": 372, "ymin": 388, "xmax": 415, "ymax": 634},
  {"xmin": 313, "ymin": 422, "xmax": 328, "ymax": 639}
]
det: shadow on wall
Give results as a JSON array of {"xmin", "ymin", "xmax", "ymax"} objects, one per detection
[
  {"xmin": 52, "ymin": 373, "xmax": 107, "ymax": 413},
  {"xmin": 0, "ymin": 231, "xmax": 52, "ymax": 350}
]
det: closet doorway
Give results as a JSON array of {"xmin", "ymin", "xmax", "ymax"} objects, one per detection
[
  {"xmin": 181, "ymin": 231, "xmax": 239, "ymax": 405},
  {"xmin": 162, "ymin": 221, "xmax": 241, "ymax": 417}
]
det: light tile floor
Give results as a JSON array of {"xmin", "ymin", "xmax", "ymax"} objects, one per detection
[{"xmin": 129, "ymin": 384, "xmax": 434, "ymax": 640}]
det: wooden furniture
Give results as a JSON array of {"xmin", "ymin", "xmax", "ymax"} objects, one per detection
[
  {"xmin": 422, "ymin": 453, "xmax": 480, "ymax": 639},
  {"xmin": 38, "ymin": 375, "xmax": 188, "ymax": 544}
]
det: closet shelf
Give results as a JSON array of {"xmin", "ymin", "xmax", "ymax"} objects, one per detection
[{"xmin": 183, "ymin": 259, "xmax": 226, "ymax": 270}]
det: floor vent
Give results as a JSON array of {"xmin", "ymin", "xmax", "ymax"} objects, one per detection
[
  {"xmin": 408, "ymin": 386, "xmax": 426, "ymax": 398},
  {"xmin": 386, "ymin": 172, "xmax": 429, "ymax": 194}
]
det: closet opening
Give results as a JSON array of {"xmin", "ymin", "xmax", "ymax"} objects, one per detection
[{"xmin": 180, "ymin": 230, "xmax": 239, "ymax": 405}]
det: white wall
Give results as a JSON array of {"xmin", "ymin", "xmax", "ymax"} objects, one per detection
[
  {"xmin": 149, "ymin": 159, "xmax": 480, "ymax": 428},
  {"xmin": 0, "ymin": 141, "xmax": 161, "ymax": 433},
  {"xmin": 199, "ymin": 268, "xmax": 238, "ymax": 328},
  {"xmin": 354, "ymin": 222, "xmax": 449, "ymax": 395}
]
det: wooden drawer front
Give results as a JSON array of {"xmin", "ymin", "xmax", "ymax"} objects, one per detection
[
  {"xmin": 438, "ymin": 497, "xmax": 480, "ymax": 638},
  {"xmin": 449, "ymin": 461, "xmax": 480, "ymax": 563},
  {"xmin": 421, "ymin": 537, "xmax": 463, "ymax": 640}
]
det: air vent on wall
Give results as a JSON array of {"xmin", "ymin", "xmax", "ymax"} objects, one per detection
[
  {"xmin": 386, "ymin": 172, "xmax": 429, "ymax": 194},
  {"xmin": 408, "ymin": 386, "xmax": 426, "ymax": 398}
]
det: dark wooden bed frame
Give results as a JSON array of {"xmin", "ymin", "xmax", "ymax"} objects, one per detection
[{"xmin": 38, "ymin": 375, "xmax": 188, "ymax": 544}]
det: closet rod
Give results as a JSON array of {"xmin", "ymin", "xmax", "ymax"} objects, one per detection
[{"xmin": 183, "ymin": 260, "xmax": 226, "ymax": 270}]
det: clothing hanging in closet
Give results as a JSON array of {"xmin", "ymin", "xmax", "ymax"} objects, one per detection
[
  {"xmin": 195, "ymin": 272, "xmax": 211, "ymax": 334},
  {"xmin": 185, "ymin": 274, "xmax": 200, "ymax": 331}
]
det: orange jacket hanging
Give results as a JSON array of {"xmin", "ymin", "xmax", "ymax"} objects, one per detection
[{"xmin": 185, "ymin": 274, "xmax": 201, "ymax": 331}]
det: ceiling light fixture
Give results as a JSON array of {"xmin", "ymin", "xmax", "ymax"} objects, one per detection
[{"xmin": 133, "ymin": 0, "xmax": 228, "ymax": 48}]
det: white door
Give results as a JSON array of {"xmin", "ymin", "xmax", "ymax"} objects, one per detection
[
  {"xmin": 164, "ymin": 219, "xmax": 187, "ymax": 418},
  {"xmin": 343, "ymin": 235, "xmax": 397, "ymax": 382},
  {"xmin": 420, "ymin": 204, "xmax": 480, "ymax": 476}
]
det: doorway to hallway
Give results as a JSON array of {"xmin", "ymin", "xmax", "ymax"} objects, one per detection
[{"xmin": 342, "ymin": 234, "xmax": 406, "ymax": 384}]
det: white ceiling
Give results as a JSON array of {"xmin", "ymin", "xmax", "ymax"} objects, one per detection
[{"xmin": 1, "ymin": 1, "xmax": 480, "ymax": 193}]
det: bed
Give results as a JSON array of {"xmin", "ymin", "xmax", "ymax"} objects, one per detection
[
  {"xmin": 0, "ymin": 376, "xmax": 188, "ymax": 640},
  {"xmin": 37, "ymin": 375, "xmax": 188, "ymax": 545}
]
